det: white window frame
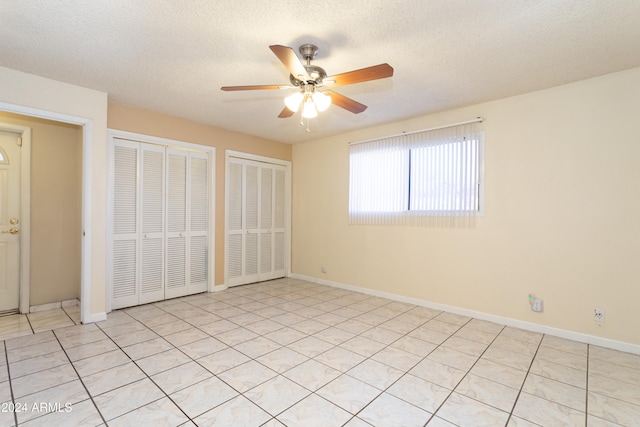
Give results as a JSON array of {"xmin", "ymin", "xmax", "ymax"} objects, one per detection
[{"xmin": 349, "ymin": 120, "xmax": 484, "ymax": 226}]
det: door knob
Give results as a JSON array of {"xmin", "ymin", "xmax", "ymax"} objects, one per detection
[
  {"xmin": 2, "ymin": 228, "xmax": 19, "ymax": 234},
  {"xmin": 9, "ymin": 218, "xmax": 19, "ymax": 225}
]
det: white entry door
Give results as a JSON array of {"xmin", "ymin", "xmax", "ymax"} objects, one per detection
[{"xmin": 0, "ymin": 131, "xmax": 22, "ymax": 313}]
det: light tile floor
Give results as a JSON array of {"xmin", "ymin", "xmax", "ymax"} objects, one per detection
[
  {"xmin": 0, "ymin": 305, "xmax": 79, "ymax": 341},
  {"xmin": 0, "ymin": 278, "xmax": 639, "ymax": 426}
]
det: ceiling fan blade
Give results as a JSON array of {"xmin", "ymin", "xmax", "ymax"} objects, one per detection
[
  {"xmin": 269, "ymin": 45, "xmax": 311, "ymax": 81},
  {"xmin": 278, "ymin": 106, "xmax": 295, "ymax": 118},
  {"xmin": 325, "ymin": 63, "xmax": 393, "ymax": 87},
  {"xmin": 324, "ymin": 90, "xmax": 367, "ymax": 114},
  {"xmin": 221, "ymin": 84, "xmax": 289, "ymax": 91}
]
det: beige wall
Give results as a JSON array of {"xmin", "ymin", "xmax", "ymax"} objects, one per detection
[
  {"xmin": 107, "ymin": 102, "xmax": 292, "ymax": 285},
  {"xmin": 0, "ymin": 112, "xmax": 83, "ymax": 306},
  {"xmin": 0, "ymin": 65, "xmax": 108, "ymax": 322},
  {"xmin": 292, "ymin": 67, "xmax": 640, "ymax": 346}
]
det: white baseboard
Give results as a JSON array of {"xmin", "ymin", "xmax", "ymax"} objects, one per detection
[
  {"xmin": 29, "ymin": 302, "xmax": 62, "ymax": 313},
  {"xmin": 30, "ymin": 298, "xmax": 80, "ymax": 313},
  {"xmin": 213, "ymin": 284, "xmax": 228, "ymax": 292},
  {"xmin": 290, "ymin": 273, "xmax": 640, "ymax": 356},
  {"xmin": 82, "ymin": 312, "xmax": 107, "ymax": 324}
]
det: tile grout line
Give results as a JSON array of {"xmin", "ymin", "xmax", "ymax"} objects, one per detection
[
  {"xmin": 3, "ymin": 341, "xmax": 19, "ymax": 427},
  {"xmin": 94, "ymin": 311, "xmax": 200, "ymax": 425},
  {"xmin": 272, "ymin": 300, "xmax": 466, "ymax": 426},
  {"xmin": 151, "ymin": 307, "xmax": 282, "ymax": 424},
  {"xmin": 60, "ymin": 306, "xmax": 79, "ymax": 326},
  {"xmin": 273, "ymin": 289, "xmax": 472, "ymax": 425},
  {"xmin": 113, "ymin": 293, "xmax": 276, "ymax": 422},
  {"xmin": 419, "ymin": 319, "xmax": 504, "ymax": 426},
  {"xmin": 111, "ymin": 296, "xmax": 310, "ymax": 424},
  {"xmin": 25, "ymin": 313, "xmax": 35, "ymax": 336},
  {"xmin": 48, "ymin": 329, "xmax": 108, "ymax": 427},
  {"xmin": 585, "ymin": 344, "xmax": 590, "ymax": 427},
  {"xmin": 509, "ymin": 339, "xmax": 596, "ymax": 425},
  {"xmin": 264, "ymin": 288, "xmax": 429, "ymax": 423},
  {"xmin": 263, "ymin": 286, "xmax": 399, "ymax": 425},
  {"xmin": 197, "ymin": 286, "xmax": 349, "ymax": 424},
  {"xmin": 191, "ymin": 285, "xmax": 340, "ymax": 424},
  {"xmin": 502, "ymin": 332, "xmax": 545, "ymax": 427},
  {"xmin": 166, "ymin": 284, "xmax": 409, "ymax": 424}
]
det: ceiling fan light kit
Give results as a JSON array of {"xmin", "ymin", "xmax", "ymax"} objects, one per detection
[
  {"xmin": 285, "ymin": 84, "xmax": 332, "ymax": 118},
  {"xmin": 284, "ymin": 91, "xmax": 304, "ymax": 112},
  {"xmin": 221, "ymin": 43, "xmax": 394, "ymax": 130}
]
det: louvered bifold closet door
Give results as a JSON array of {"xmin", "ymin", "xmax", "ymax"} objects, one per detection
[
  {"xmin": 226, "ymin": 157, "xmax": 287, "ymax": 287},
  {"xmin": 260, "ymin": 167, "xmax": 273, "ymax": 276},
  {"xmin": 165, "ymin": 148, "xmax": 209, "ymax": 299},
  {"xmin": 139, "ymin": 144, "xmax": 165, "ymax": 304},
  {"xmin": 188, "ymin": 152, "xmax": 209, "ymax": 294},
  {"xmin": 273, "ymin": 167, "xmax": 286, "ymax": 276},
  {"xmin": 243, "ymin": 162, "xmax": 261, "ymax": 284},
  {"xmin": 112, "ymin": 139, "xmax": 140, "ymax": 309},
  {"xmin": 165, "ymin": 148, "xmax": 188, "ymax": 299},
  {"xmin": 227, "ymin": 160, "xmax": 244, "ymax": 285}
]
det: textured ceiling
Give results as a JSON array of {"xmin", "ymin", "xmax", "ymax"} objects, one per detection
[{"xmin": 1, "ymin": 1, "xmax": 639, "ymax": 144}]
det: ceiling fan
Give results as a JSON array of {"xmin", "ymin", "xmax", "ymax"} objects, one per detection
[{"xmin": 221, "ymin": 44, "xmax": 394, "ymax": 120}]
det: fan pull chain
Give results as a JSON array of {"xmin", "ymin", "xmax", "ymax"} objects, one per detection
[{"xmin": 298, "ymin": 111, "xmax": 311, "ymax": 132}]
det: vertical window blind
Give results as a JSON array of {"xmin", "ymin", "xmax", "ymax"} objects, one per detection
[{"xmin": 349, "ymin": 119, "xmax": 483, "ymax": 227}]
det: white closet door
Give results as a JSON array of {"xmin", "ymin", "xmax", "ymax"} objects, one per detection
[
  {"xmin": 226, "ymin": 157, "xmax": 287, "ymax": 287},
  {"xmin": 111, "ymin": 136, "xmax": 212, "ymax": 310},
  {"xmin": 227, "ymin": 161, "xmax": 244, "ymax": 283},
  {"xmin": 273, "ymin": 167, "xmax": 286, "ymax": 276},
  {"xmin": 165, "ymin": 148, "xmax": 188, "ymax": 299},
  {"xmin": 188, "ymin": 152, "xmax": 209, "ymax": 294},
  {"xmin": 112, "ymin": 139, "xmax": 140, "ymax": 309},
  {"xmin": 166, "ymin": 148, "xmax": 209, "ymax": 298},
  {"xmin": 244, "ymin": 162, "xmax": 260, "ymax": 284},
  {"xmin": 259, "ymin": 167, "xmax": 273, "ymax": 275},
  {"xmin": 139, "ymin": 144, "xmax": 165, "ymax": 304}
]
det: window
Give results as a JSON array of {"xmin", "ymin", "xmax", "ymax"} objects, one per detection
[{"xmin": 349, "ymin": 120, "xmax": 483, "ymax": 226}]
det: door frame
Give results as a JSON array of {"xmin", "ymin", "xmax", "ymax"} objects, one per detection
[
  {"xmin": 0, "ymin": 122, "xmax": 31, "ymax": 314},
  {"xmin": 0, "ymin": 102, "xmax": 93, "ymax": 323},
  {"xmin": 224, "ymin": 150, "xmax": 292, "ymax": 288}
]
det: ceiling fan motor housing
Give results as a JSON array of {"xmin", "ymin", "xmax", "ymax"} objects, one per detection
[
  {"xmin": 290, "ymin": 65, "xmax": 327, "ymax": 86},
  {"xmin": 287, "ymin": 44, "xmax": 327, "ymax": 86},
  {"xmin": 299, "ymin": 44, "xmax": 319, "ymax": 61}
]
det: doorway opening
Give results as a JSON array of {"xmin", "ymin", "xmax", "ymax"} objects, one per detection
[
  {"xmin": 0, "ymin": 112, "xmax": 82, "ymax": 316},
  {"xmin": 0, "ymin": 103, "xmax": 91, "ymax": 325}
]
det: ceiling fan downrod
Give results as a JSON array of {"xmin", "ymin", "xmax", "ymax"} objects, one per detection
[{"xmin": 298, "ymin": 44, "xmax": 319, "ymax": 65}]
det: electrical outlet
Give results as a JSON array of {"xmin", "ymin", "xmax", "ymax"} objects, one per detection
[
  {"xmin": 320, "ymin": 265, "xmax": 327, "ymax": 274},
  {"xmin": 594, "ymin": 308, "xmax": 605, "ymax": 323}
]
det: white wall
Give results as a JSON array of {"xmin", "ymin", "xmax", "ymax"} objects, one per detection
[
  {"xmin": 0, "ymin": 66, "xmax": 108, "ymax": 322},
  {"xmin": 292, "ymin": 67, "xmax": 640, "ymax": 347}
]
